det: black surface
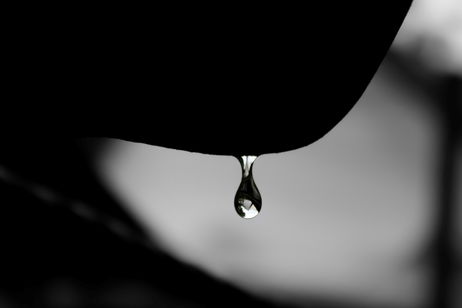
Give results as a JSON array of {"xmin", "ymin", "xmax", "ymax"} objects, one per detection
[{"xmin": 5, "ymin": 2, "xmax": 412, "ymax": 155}]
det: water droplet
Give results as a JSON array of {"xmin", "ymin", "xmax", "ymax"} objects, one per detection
[{"xmin": 234, "ymin": 155, "xmax": 262, "ymax": 219}]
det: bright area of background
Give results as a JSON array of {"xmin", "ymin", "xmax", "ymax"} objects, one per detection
[
  {"xmin": 93, "ymin": 1, "xmax": 462, "ymax": 307},
  {"xmin": 394, "ymin": 0, "xmax": 462, "ymax": 74},
  {"xmin": 96, "ymin": 65, "xmax": 439, "ymax": 308}
]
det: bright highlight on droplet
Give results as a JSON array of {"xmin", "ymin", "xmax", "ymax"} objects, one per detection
[{"xmin": 234, "ymin": 155, "xmax": 262, "ymax": 219}]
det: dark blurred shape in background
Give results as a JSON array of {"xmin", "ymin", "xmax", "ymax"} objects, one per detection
[
  {"xmin": 1, "ymin": 1, "xmax": 461, "ymax": 308},
  {"xmin": 393, "ymin": 1, "xmax": 462, "ymax": 307}
]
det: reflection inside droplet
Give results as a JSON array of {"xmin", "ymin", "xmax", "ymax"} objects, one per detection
[
  {"xmin": 236, "ymin": 197, "xmax": 259, "ymax": 219},
  {"xmin": 234, "ymin": 155, "xmax": 262, "ymax": 219}
]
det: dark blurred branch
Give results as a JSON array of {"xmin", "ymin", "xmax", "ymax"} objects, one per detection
[{"xmin": 433, "ymin": 75, "xmax": 461, "ymax": 308}]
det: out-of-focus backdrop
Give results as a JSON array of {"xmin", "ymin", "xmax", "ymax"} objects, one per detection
[
  {"xmin": 94, "ymin": 1, "xmax": 461, "ymax": 307},
  {"xmin": 0, "ymin": 1, "xmax": 460, "ymax": 307}
]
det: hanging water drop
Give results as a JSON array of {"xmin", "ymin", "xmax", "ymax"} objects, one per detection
[{"xmin": 234, "ymin": 155, "xmax": 262, "ymax": 219}]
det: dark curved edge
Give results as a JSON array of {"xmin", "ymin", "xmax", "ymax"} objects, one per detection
[{"xmin": 4, "ymin": 2, "xmax": 413, "ymax": 156}]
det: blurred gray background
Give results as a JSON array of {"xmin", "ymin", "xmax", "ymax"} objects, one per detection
[
  {"xmin": 1, "ymin": 1, "xmax": 460, "ymax": 307},
  {"xmin": 91, "ymin": 1, "xmax": 462, "ymax": 307}
]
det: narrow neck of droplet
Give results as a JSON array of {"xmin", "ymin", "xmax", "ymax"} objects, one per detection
[{"xmin": 240, "ymin": 155, "xmax": 257, "ymax": 178}]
